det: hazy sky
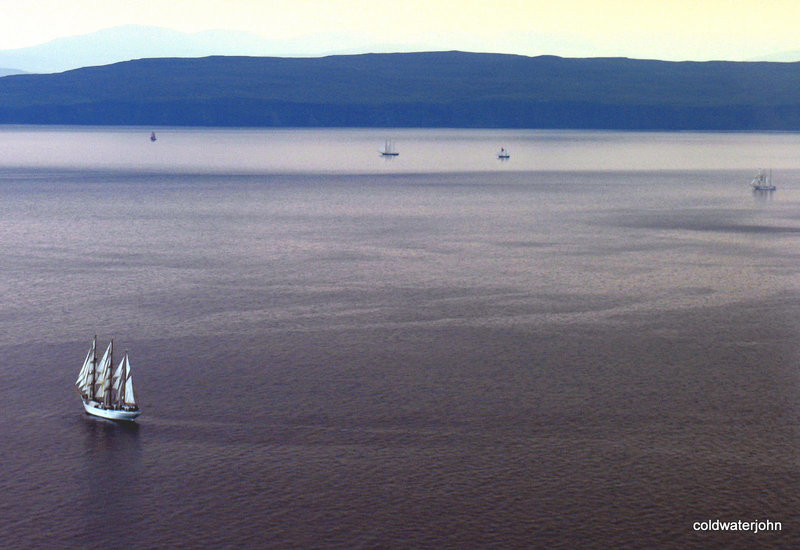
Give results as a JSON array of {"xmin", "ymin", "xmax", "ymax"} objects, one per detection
[{"xmin": 4, "ymin": 0, "xmax": 800, "ymax": 60}]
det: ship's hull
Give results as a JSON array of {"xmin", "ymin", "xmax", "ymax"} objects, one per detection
[{"xmin": 82, "ymin": 399, "xmax": 141, "ymax": 421}]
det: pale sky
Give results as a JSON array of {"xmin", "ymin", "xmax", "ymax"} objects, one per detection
[{"xmin": 3, "ymin": 0, "xmax": 800, "ymax": 60}]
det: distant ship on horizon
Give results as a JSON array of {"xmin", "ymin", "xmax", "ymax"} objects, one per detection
[
  {"xmin": 751, "ymin": 169, "xmax": 776, "ymax": 191},
  {"xmin": 380, "ymin": 140, "xmax": 399, "ymax": 156}
]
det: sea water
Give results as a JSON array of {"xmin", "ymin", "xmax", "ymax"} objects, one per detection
[{"xmin": 0, "ymin": 127, "xmax": 798, "ymax": 548}]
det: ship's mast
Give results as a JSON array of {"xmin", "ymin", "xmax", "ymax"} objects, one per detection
[
  {"xmin": 88, "ymin": 335, "xmax": 97, "ymax": 401},
  {"xmin": 103, "ymin": 339, "xmax": 113, "ymax": 408},
  {"xmin": 120, "ymin": 352, "xmax": 128, "ymax": 408}
]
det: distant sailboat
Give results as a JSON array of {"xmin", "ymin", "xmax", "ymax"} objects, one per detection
[
  {"xmin": 75, "ymin": 336, "xmax": 141, "ymax": 421},
  {"xmin": 497, "ymin": 147, "xmax": 510, "ymax": 159},
  {"xmin": 751, "ymin": 169, "xmax": 776, "ymax": 191},
  {"xmin": 380, "ymin": 140, "xmax": 399, "ymax": 156},
  {"xmin": 150, "ymin": 132, "xmax": 157, "ymax": 142}
]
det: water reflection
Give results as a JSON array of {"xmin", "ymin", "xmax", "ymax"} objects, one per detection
[
  {"xmin": 752, "ymin": 188, "xmax": 776, "ymax": 201},
  {"xmin": 80, "ymin": 417, "xmax": 142, "ymax": 540},
  {"xmin": 82, "ymin": 415, "xmax": 141, "ymax": 445}
]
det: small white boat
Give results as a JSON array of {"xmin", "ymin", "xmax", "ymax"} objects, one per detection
[
  {"xmin": 497, "ymin": 147, "xmax": 510, "ymax": 159},
  {"xmin": 751, "ymin": 169, "xmax": 776, "ymax": 191},
  {"xmin": 380, "ymin": 140, "xmax": 399, "ymax": 156},
  {"xmin": 75, "ymin": 336, "xmax": 141, "ymax": 421}
]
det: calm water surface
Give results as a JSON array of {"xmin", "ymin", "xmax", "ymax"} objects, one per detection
[{"xmin": 1, "ymin": 128, "xmax": 799, "ymax": 548}]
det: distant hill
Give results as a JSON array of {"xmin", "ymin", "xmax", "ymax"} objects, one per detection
[
  {"xmin": 1, "ymin": 52, "xmax": 800, "ymax": 129},
  {"xmin": 0, "ymin": 25, "xmax": 376, "ymax": 74},
  {"xmin": 752, "ymin": 49, "xmax": 800, "ymax": 62},
  {"xmin": 0, "ymin": 68, "xmax": 25, "ymax": 77}
]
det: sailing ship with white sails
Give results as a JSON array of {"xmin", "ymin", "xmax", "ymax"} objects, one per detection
[
  {"xmin": 750, "ymin": 169, "xmax": 776, "ymax": 191},
  {"xmin": 75, "ymin": 336, "xmax": 141, "ymax": 421},
  {"xmin": 379, "ymin": 140, "xmax": 399, "ymax": 156}
]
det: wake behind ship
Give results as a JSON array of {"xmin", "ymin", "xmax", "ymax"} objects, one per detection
[{"xmin": 75, "ymin": 336, "xmax": 141, "ymax": 421}]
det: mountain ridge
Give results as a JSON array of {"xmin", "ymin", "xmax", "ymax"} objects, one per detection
[
  {"xmin": 2, "ymin": 25, "xmax": 799, "ymax": 75},
  {"xmin": 1, "ymin": 52, "xmax": 799, "ymax": 129},
  {"xmin": 0, "ymin": 25, "xmax": 383, "ymax": 74}
]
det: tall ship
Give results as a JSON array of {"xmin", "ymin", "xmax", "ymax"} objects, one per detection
[
  {"xmin": 379, "ymin": 140, "xmax": 399, "ymax": 156},
  {"xmin": 75, "ymin": 336, "xmax": 141, "ymax": 421},
  {"xmin": 751, "ymin": 169, "xmax": 776, "ymax": 191}
]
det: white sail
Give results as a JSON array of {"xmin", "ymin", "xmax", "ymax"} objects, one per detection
[
  {"xmin": 93, "ymin": 342, "xmax": 112, "ymax": 402},
  {"xmin": 111, "ymin": 357, "xmax": 125, "ymax": 405},
  {"xmin": 124, "ymin": 377, "xmax": 137, "ymax": 406},
  {"xmin": 124, "ymin": 371, "xmax": 138, "ymax": 407},
  {"xmin": 109, "ymin": 353, "xmax": 138, "ymax": 407},
  {"xmin": 75, "ymin": 348, "xmax": 93, "ymax": 392},
  {"xmin": 76, "ymin": 338, "xmax": 97, "ymax": 397}
]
